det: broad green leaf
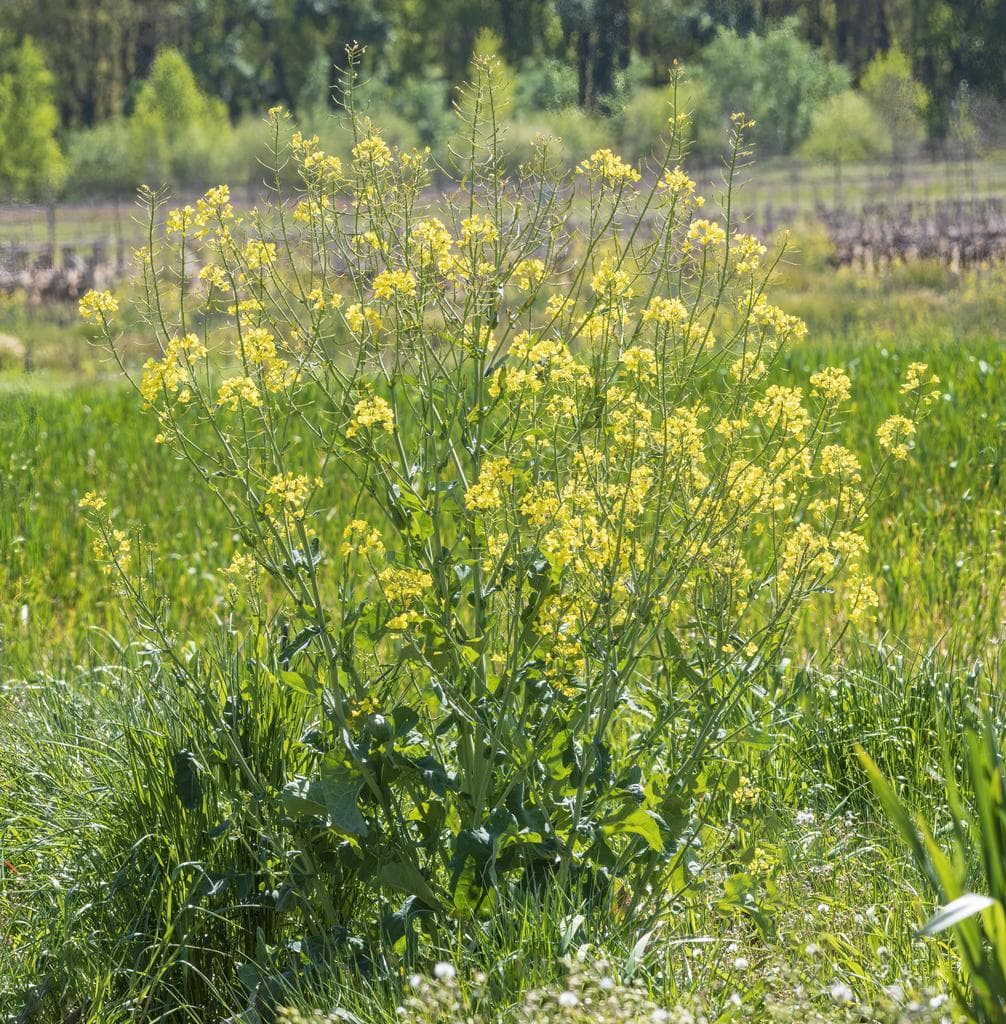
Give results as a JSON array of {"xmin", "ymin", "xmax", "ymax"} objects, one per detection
[
  {"xmin": 919, "ymin": 893, "xmax": 996, "ymax": 936},
  {"xmin": 601, "ymin": 807, "xmax": 663, "ymax": 852}
]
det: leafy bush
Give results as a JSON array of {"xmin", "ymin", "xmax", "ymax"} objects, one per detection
[
  {"xmin": 800, "ymin": 91, "xmax": 892, "ymax": 182},
  {"xmin": 513, "ymin": 57, "xmax": 579, "ymax": 113},
  {"xmin": 700, "ymin": 18, "xmax": 849, "ymax": 155},
  {"xmin": 69, "ymin": 55, "xmax": 934, "ymax": 1011},
  {"xmin": 0, "ymin": 35, "xmax": 66, "ymax": 200},
  {"xmin": 128, "ymin": 48, "xmax": 232, "ymax": 190},
  {"xmin": 65, "ymin": 119, "xmax": 136, "ymax": 198}
]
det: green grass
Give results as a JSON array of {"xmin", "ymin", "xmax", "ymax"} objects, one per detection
[{"xmin": 3, "ymin": 261, "xmax": 1006, "ymax": 1021}]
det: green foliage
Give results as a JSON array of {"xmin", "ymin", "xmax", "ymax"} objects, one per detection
[
  {"xmin": 700, "ymin": 18, "xmax": 849, "ymax": 155},
  {"xmin": 800, "ymin": 91, "xmax": 892, "ymax": 168},
  {"xmin": 861, "ymin": 46, "xmax": 929, "ymax": 162},
  {"xmin": 863, "ymin": 714, "xmax": 1006, "ymax": 1024},
  {"xmin": 128, "ymin": 48, "xmax": 231, "ymax": 189},
  {"xmin": 65, "ymin": 119, "xmax": 135, "ymax": 199},
  {"xmin": 0, "ymin": 35, "xmax": 65, "ymax": 200}
]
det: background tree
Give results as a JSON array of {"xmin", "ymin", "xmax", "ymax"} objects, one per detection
[
  {"xmin": 0, "ymin": 36, "xmax": 66, "ymax": 201},
  {"xmin": 128, "ymin": 49, "xmax": 230, "ymax": 189},
  {"xmin": 861, "ymin": 46, "xmax": 928, "ymax": 180},
  {"xmin": 801, "ymin": 90, "xmax": 892, "ymax": 200},
  {"xmin": 700, "ymin": 18, "xmax": 849, "ymax": 155}
]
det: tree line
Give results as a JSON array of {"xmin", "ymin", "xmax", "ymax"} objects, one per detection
[{"xmin": 0, "ymin": 0, "xmax": 1002, "ymax": 200}]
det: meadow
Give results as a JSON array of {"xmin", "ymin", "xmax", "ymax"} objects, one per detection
[{"xmin": 3, "ymin": 92, "xmax": 1006, "ymax": 1024}]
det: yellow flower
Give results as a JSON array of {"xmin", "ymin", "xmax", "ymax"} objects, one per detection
[
  {"xmin": 372, "ymin": 268, "xmax": 417, "ymax": 300},
  {"xmin": 239, "ymin": 327, "xmax": 277, "ymax": 364},
  {"xmin": 93, "ymin": 528, "xmax": 131, "ymax": 576},
  {"xmin": 460, "ymin": 214, "xmax": 498, "ymax": 246},
  {"xmin": 412, "ymin": 217, "xmax": 453, "ymax": 266},
  {"xmin": 901, "ymin": 361, "xmax": 940, "ymax": 394},
  {"xmin": 809, "ymin": 367, "xmax": 852, "ymax": 404},
  {"xmin": 217, "ymin": 376, "xmax": 262, "ymax": 410},
  {"xmin": 590, "ymin": 255, "xmax": 634, "ymax": 301},
  {"xmin": 512, "ymin": 258, "xmax": 545, "ymax": 291},
  {"xmin": 576, "ymin": 148, "xmax": 641, "ymax": 187},
  {"xmin": 79, "ymin": 289, "xmax": 118, "ymax": 322},
  {"xmin": 199, "ymin": 264, "xmax": 229, "ymax": 290},
  {"xmin": 346, "ymin": 303, "xmax": 383, "ymax": 336},
  {"xmin": 753, "ymin": 385, "xmax": 811, "ymax": 439},
  {"xmin": 266, "ymin": 472, "xmax": 311, "ymax": 517},
  {"xmin": 78, "ymin": 491, "xmax": 106, "ymax": 511},
  {"xmin": 464, "ymin": 457, "xmax": 515, "ymax": 512},
  {"xmin": 379, "ymin": 566, "xmax": 432, "ymax": 605},
  {"xmin": 658, "ymin": 166, "xmax": 698, "ymax": 199},
  {"xmin": 820, "ymin": 444, "xmax": 862, "ymax": 482},
  {"xmin": 640, "ymin": 296, "xmax": 688, "ymax": 327},
  {"xmin": 620, "ymin": 345, "xmax": 657, "ymax": 380},
  {"xmin": 243, "ymin": 239, "xmax": 276, "ymax": 271},
  {"xmin": 352, "ymin": 135, "xmax": 393, "ymax": 168},
  {"xmin": 732, "ymin": 232, "xmax": 767, "ymax": 274},
  {"xmin": 341, "ymin": 519, "xmax": 385, "ymax": 558},
  {"xmin": 686, "ymin": 219, "xmax": 726, "ymax": 248},
  {"xmin": 348, "ymin": 395, "xmax": 395, "ymax": 437},
  {"xmin": 877, "ymin": 414, "xmax": 916, "ymax": 460}
]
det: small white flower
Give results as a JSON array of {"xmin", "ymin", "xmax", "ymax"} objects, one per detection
[
  {"xmin": 733, "ymin": 956, "xmax": 749, "ymax": 970},
  {"xmin": 829, "ymin": 982, "xmax": 853, "ymax": 1004},
  {"xmin": 557, "ymin": 990, "xmax": 579, "ymax": 1008},
  {"xmin": 929, "ymin": 993, "xmax": 949, "ymax": 1009},
  {"xmin": 433, "ymin": 961, "xmax": 456, "ymax": 981},
  {"xmin": 796, "ymin": 809, "xmax": 815, "ymax": 826}
]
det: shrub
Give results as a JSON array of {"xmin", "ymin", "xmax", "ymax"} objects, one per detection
[
  {"xmin": 0, "ymin": 35, "xmax": 66, "ymax": 200},
  {"xmin": 700, "ymin": 19, "xmax": 849, "ymax": 155},
  {"xmin": 800, "ymin": 91, "xmax": 892, "ymax": 194},
  {"xmin": 128, "ymin": 48, "xmax": 232, "ymax": 190},
  {"xmin": 72, "ymin": 56, "xmax": 934, "ymax": 1009}
]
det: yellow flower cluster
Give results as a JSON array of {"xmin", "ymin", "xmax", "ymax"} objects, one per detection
[
  {"xmin": 900, "ymin": 361, "xmax": 941, "ymax": 404},
  {"xmin": 348, "ymin": 395, "xmax": 395, "ymax": 438},
  {"xmin": 877, "ymin": 414, "xmax": 916, "ymax": 460},
  {"xmin": 292, "ymin": 131, "xmax": 343, "ymax": 181},
  {"xmin": 659, "ymin": 166, "xmax": 699, "ymax": 200},
  {"xmin": 221, "ymin": 551, "xmax": 261, "ymax": 598},
  {"xmin": 460, "ymin": 215, "xmax": 498, "ymax": 247},
  {"xmin": 78, "ymin": 491, "xmax": 106, "ymax": 511},
  {"xmin": 243, "ymin": 239, "xmax": 276, "ymax": 271},
  {"xmin": 92, "ymin": 529, "xmax": 131, "ymax": 576},
  {"xmin": 346, "ymin": 303, "xmax": 383, "ymax": 336},
  {"xmin": 489, "ymin": 332, "xmax": 589, "ymax": 398},
  {"xmin": 379, "ymin": 566, "xmax": 432, "ymax": 605},
  {"xmin": 139, "ymin": 333, "xmax": 207, "ymax": 405},
  {"xmin": 512, "ymin": 258, "xmax": 545, "ymax": 291},
  {"xmin": 686, "ymin": 219, "xmax": 727, "ymax": 248},
  {"xmin": 236, "ymin": 328, "xmax": 295, "ymax": 392},
  {"xmin": 341, "ymin": 520, "xmax": 385, "ymax": 558},
  {"xmin": 590, "ymin": 256, "xmax": 634, "ymax": 301},
  {"xmin": 640, "ymin": 296, "xmax": 688, "ymax": 327},
  {"xmin": 620, "ymin": 345, "xmax": 657, "ymax": 380},
  {"xmin": 732, "ymin": 232, "xmax": 767, "ymax": 274},
  {"xmin": 465, "ymin": 457, "xmax": 515, "ymax": 512},
  {"xmin": 372, "ymin": 268, "xmax": 418, "ymax": 300},
  {"xmin": 217, "ymin": 375, "xmax": 262, "ymax": 410},
  {"xmin": 79, "ymin": 289, "xmax": 118, "ymax": 321},
  {"xmin": 809, "ymin": 367, "xmax": 852, "ymax": 403},
  {"xmin": 352, "ymin": 135, "xmax": 393, "ymax": 168},
  {"xmin": 752, "ymin": 385, "xmax": 811, "ymax": 439},
  {"xmin": 266, "ymin": 472, "xmax": 312, "ymax": 515},
  {"xmin": 577, "ymin": 148, "xmax": 641, "ymax": 187}
]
